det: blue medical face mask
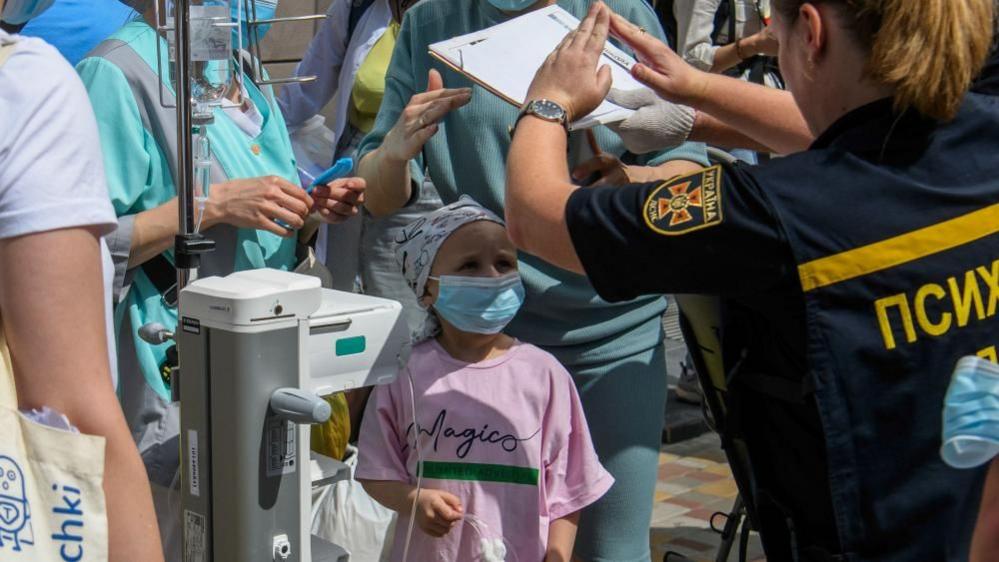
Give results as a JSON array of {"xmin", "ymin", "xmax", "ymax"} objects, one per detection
[
  {"xmin": 485, "ymin": 0, "xmax": 538, "ymax": 13},
  {"xmin": 1, "ymin": 0, "xmax": 56, "ymax": 25},
  {"xmin": 941, "ymin": 356, "xmax": 999, "ymax": 469},
  {"xmin": 232, "ymin": 0, "xmax": 278, "ymax": 47},
  {"xmin": 430, "ymin": 272, "xmax": 525, "ymax": 335}
]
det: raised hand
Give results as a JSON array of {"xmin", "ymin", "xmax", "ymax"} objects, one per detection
[
  {"xmin": 382, "ymin": 69, "xmax": 472, "ymax": 164},
  {"xmin": 608, "ymin": 8, "xmax": 708, "ymax": 105},
  {"xmin": 524, "ymin": 3, "xmax": 614, "ymax": 123}
]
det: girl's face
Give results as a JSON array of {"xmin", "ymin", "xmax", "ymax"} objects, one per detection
[{"xmin": 423, "ymin": 221, "xmax": 518, "ymax": 306}]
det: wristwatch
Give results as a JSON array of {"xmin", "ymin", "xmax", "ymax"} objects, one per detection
[{"xmin": 511, "ymin": 99, "xmax": 569, "ymax": 137}]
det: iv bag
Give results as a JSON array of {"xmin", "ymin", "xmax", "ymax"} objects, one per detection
[{"xmin": 162, "ymin": 0, "xmax": 234, "ymax": 108}]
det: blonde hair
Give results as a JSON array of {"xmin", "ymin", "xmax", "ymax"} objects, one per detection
[{"xmin": 775, "ymin": 0, "xmax": 995, "ymax": 121}]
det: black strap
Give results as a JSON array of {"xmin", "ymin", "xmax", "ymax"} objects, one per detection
[
  {"xmin": 727, "ymin": 0, "xmax": 737, "ymax": 46},
  {"xmin": 709, "ymin": 0, "xmax": 730, "ymax": 44},
  {"xmin": 348, "ymin": 0, "xmax": 376, "ymax": 38},
  {"xmin": 141, "ymin": 254, "xmax": 179, "ymax": 308},
  {"xmin": 0, "ymin": 21, "xmax": 25, "ymax": 34}
]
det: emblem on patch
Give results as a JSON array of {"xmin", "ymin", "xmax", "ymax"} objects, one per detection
[{"xmin": 643, "ymin": 165, "xmax": 723, "ymax": 236}]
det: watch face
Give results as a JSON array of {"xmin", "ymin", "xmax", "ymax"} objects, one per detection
[{"xmin": 531, "ymin": 99, "xmax": 565, "ymax": 121}]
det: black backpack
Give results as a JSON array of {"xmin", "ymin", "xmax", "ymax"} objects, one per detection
[
  {"xmin": 348, "ymin": 0, "xmax": 377, "ymax": 38},
  {"xmin": 654, "ymin": 0, "xmax": 736, "ymax": 51}
]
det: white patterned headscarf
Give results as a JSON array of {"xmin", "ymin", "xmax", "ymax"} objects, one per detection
[{"xmin": 395, "ymin": 195, "xmax": 506, "ymax": 307}]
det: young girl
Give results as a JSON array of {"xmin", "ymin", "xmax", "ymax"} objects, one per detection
[{"xmin": 356, "ymin": 197, "xmax": 613, "ymax": 562}]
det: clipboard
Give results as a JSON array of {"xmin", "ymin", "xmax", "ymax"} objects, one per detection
[{"xmin": 428, "ymin": 5, "xmax": 646, "ymax": 130}]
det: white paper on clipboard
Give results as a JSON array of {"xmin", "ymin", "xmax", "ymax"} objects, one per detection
[{"xmin": 428, "ymin": 5, "xmax": 646, "ymax": 130}]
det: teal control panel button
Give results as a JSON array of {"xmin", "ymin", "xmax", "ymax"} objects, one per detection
[{"xmin": 336, "ymin": 336, "xmax": 366, "ymax": 357}]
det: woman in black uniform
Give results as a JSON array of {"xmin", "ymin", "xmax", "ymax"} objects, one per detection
[{"xmin": 505, "ymin": 1, "xmax": 997, "ymax": 560}]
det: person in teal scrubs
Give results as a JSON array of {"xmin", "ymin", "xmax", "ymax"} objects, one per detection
[{"xmin": 76, "ymin": 2, "xmax": 365, "ymax": 558}]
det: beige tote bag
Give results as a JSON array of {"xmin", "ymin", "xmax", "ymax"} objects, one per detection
[{"xmin": 0, "ymin": 313, "xmax": 109, "ymax": 560}]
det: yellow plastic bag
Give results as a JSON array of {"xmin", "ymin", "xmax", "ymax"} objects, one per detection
[{"xmin": 311, "ymin": 393, "xmax": 351, "ymax": 461}]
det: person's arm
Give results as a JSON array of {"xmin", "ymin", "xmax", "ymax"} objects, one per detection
[
  {"xmin": 569, "ymin": 151, "xmax": 704, "ymax": 187},
  {"xmin": 360, "ymin": 481, "xmax": 464, "ymax": 537},
  {"xmin": 77, "ymin": 58, "xmax": 317, "ymax": 270},
  {"xmin": 277, "ymin": 0, "xmax": 351, "ymax": 129},
  {"xmin": 674, "ymin": 0, "xmax": 779, "ymax": 74},
  {"xmin": 971, "ymin": 459, "xmax": 999, "ymax": 562},
  {"xmin": 354, "ymin": 13, "xmax": 472, "ymax": 217},
  {"xmin": 648, "ymin": 158, "xmax": 705, "ymax": 180},
  {"xmin": 126, "ymin": 177, "xmax": 314, "ymax": 268},
  {"xmin": 1, "ymin": 40, "xmax": 162, "ymax": 559},
  {"xmin": 0, "ymin": 227, "xmax": 164, "ymax": 562},
  {"xmin": 359, "ymin": 479, "xmax": 416, "ymax": 513},
  {"xmin": 507, "ymin": 113, "xmax": 585, "ymax": 273},
  {"xmin": 356, "ymin": 68, "xmax": 471, "ymax": 217},
  {"xmin": 568, "ymin": 1, "xmax": 709, "ymax": 186},
  {"xmin": 708, "ymin": 40, "xmax": 745, "ymax": 74},
  {"xmin": 709, "ymin": 28, "xmax": 779, "ymax": 74},
  {"xmin": 692, "ymin": 110, "xmax": 775, "ymax": 152},
  {"xmin": 673, "ymin": 0, "xmax": 724, "ymax": 71},
  {"xmin": 610, "ymin": 10, "xmax": 814, "ymax": 154},
  {"xmin": 354, "ymin": 382, "xmax": 463, "ymax": 538},
  {"xmin": 509, "ymin": 4, "xmax": 791, "ymax": 296},
  {"xmin": 688, "ymin": 74, "xmax": 812, "ymax": 153},
  {"xmin": 534, "ymin": 354, "xmax": 612, "ymax": 562},
  {"xmin": 506, "ymin": 5, "xmax": 616, "ymax": 273},
  {"xmin": 545, "ymin": 512, "xmax": 580, "ymax": 562}
]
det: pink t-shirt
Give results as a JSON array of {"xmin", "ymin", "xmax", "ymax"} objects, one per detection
[{"xmin": 356, "ymin": 339, "xmax": 613, "ymax": 562}]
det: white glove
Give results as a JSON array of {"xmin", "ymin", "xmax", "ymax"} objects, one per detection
[{"xmin": 607, "ymin": 87, "xmax": 696, "ymax": 154}]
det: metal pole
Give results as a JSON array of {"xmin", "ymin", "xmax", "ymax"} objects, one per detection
[{"xmin": 174, "ymin": 0, "xmax": 195, "ymax": 291}]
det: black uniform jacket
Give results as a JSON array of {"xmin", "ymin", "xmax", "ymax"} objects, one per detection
[{"xmin": 566, "ymin": 94, "xmax": 999, "ymax": 561}]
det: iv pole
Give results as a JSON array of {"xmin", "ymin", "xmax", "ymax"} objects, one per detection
[{"xmin": 172, "ymin": 0, "xmax": 215, "ymax": 292}]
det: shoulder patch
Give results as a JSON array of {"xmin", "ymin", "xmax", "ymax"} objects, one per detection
[{"xmin": 643, "ymin": 165, "xmax": 723, "ymax": 236}]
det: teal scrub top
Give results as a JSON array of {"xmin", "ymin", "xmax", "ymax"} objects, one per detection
[
  {"xmin": 357, "ymin": 0, "xmax": 710, "ymax": 367},
  {"xmin": 77, "ymin": 20, "xmax": 300, "ymax": 400}
]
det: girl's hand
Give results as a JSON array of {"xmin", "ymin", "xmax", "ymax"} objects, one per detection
[
  {"xmin": 382, "ymin": 69, "xmax": 472, "ymax": 164},
  {"xmin": 205, "ymin": 176, "xmax": 313, "ymax": 236},
  {"xmin": 608, "ymin": 9, "xmax": 709, "ymax": 106},
  {"xmin": 524, "ymin": 3, "xmax": 614, "ymax": 123},
  {"xmin": 312, "ymin": 177, "xmax": 366, "ymax": 224},
  {"xmin": 413, "ymin": 489, "xmax": 463, "ymax": 538}
]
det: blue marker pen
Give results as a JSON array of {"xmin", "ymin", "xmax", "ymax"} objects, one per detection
[
  {"xmin": 303, "ymin": 157, "xmax": 355, "ymax": 194},
  {"xmin": 280, "ymin": 157, "xmax": 355, "ymax": 229}
]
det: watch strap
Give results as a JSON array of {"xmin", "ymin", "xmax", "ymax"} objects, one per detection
[{"xmin": 510, "ymin": 99, "xmax": 570, "ymax": 138}]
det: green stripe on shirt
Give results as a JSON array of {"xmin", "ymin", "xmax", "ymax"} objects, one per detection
[{"xmin": 421, "ymin": 461, "xmax": 540, "ymax": 486}]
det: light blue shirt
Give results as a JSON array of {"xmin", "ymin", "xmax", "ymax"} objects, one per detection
[{"xmin": 20, "ymin": 0, "xmax": 135, "ymax": 65}]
